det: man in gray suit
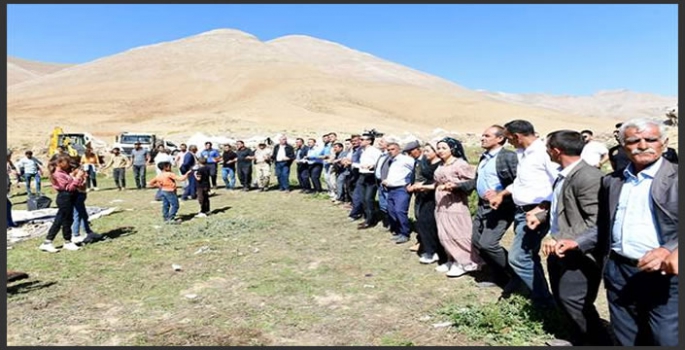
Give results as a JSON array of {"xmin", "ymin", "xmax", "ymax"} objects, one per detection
[
  {"xmin": 528, "ymin": 130, "xmax": 609, "ymax": 345},
  {"xmin": 555, "ymin": 119, "xmax": 678, "ymax": 346}
]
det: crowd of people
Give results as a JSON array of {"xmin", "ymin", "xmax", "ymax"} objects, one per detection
[{"xmin": 6, "ymin": 117, "xmax": 679, "ymax": 346}]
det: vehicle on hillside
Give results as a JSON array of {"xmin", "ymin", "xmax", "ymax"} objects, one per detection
[
  {"xmin": 48, "ymin": 127, "xmax": 107, "ymax": 158},
  {"xmin": 113, "ymin": 132, "xmax": 180, "ymax": 157}
]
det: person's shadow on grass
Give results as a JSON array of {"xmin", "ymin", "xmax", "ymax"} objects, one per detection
[
  {"xmin": 79, "ymin": 226, "xmax": 137, "ymax": 245},
  {"xmin": 176, "ymin": 206, "xmax": 232, "ymax": 222},
  {"xmin": 7, "ymin": 280, "xmax": 58, "ymax": 295}
]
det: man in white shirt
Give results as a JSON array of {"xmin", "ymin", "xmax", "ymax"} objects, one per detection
[
  {"xmin": 490, "ymin": 120, "xmax": 558, "ymax": 308},
  {"xmin": 354, "ymin": 133, "xmax": 382, "ymax": 230},
  {"xmin": 580, "ymin": 130, "xmax": 609, "ymax": 168},
  {"xmin": 16, "ymin": 150, "xmax": 44, "ymax": 196},
  {"xmin": 382, "ymin": 142, "xmax": 416, "ymax": 243}
]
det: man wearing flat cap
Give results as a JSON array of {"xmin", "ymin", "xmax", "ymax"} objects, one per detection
[{"xmin": 380, "ymin": 141, "xmax": 416, "ymax": 243}]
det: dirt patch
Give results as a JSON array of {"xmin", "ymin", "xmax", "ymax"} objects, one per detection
[{"xmin": 145, "ymin": 324, "xmax": 270, "ymax": 346}]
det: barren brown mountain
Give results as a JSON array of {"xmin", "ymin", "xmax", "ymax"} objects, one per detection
[
  {"xmin": 484, "ymin": 89, "xmax": 677, "ymax": 120},
  {"xmin": 7, "ymin": 29, "xmax": 631, "ymax": 148},
  {"xmin": 7, "ymin": 56, "xmax": 73, "ymax": 86}
]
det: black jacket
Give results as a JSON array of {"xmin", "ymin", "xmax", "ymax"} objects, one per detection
[
  {"xmin": 458, "ymin": 147, "xmax": 518, "ymax": 205},
  {"xmin": 271, "ymin": 144, "xmax": 295, "ymax": 165}
]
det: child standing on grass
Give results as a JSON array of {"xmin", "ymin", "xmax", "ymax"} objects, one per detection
[
  {"xmin": 39, "ymin": 154, "xmax": 85, "ymax": 253},
  {"xmin": 71, "ymin": 158, "xmax": 104, "ymax": 244},
  {"xmin": 194, "ymin": 157, "xmax": 211, "ymax": 218},
  {"xmin": 148, "ymin": 161, "xmax": 191, "ymax": 224}
]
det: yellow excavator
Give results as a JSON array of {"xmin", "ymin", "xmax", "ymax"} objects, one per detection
[{"xmin": 48, "ymin": 127, "xmax": 88, "ymax": 157}]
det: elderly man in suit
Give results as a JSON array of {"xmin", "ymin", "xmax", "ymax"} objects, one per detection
[
  {"xmin": 271, "ymin": 135, "xmax": 296, "ymax": 192},
  {"xmin": 528, "ymin": 130, "xmax": 609, "ymax": 345},
  {"xmin": 555, "ymin": 119, "xmax": 678, "ymax": 346}
]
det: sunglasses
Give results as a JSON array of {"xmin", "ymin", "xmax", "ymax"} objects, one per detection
[{"xmin": 624, "ymin": 137, "xmax": 661, "ymax": 145}]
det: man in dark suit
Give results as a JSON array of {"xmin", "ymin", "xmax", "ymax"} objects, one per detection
[
  {"xmin": 557, "ymin": 119, "xmax": 678, "ymax": 346},
  {"xmin": 294, "ymin": 138, "xmax": 310, "ymax": 192},
  {"xmin": 271, "ymin": 135, "xmax": 296, "ymax": 192},
  {"xmin": 180, "ymin": 144, "xmax": 198, "ymax": 200},
  {"xmin": 458, "ymin": 125, "xmax": 518, "ymax": 289},
  {"xmin": 530, "ymin": 130, "xmax": 609, "ymax": 345}
]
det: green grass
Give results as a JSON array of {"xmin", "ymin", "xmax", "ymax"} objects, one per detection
[{"xmin": 7, "ymin": 157, "xmax": 609, "ymax": 346}]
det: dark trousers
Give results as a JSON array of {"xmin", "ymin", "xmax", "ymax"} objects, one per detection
[
  {"xmin": 604, "ymin": 255, "xmax": 679, "ymax": 346},
  {"xmin": 309, "ymin": 163, "xmax": 323, "ymax": 192},
  {"xmin": 133, "ymin": 164, "xmax": 146, "ymax": 189},
  {"xmin": 359, "ymin": 174, "xmax": 378, "ymax": 226},
  {"xmin": 207, "ymin": 163, "xmax": 218, "ymax": 188},
  {"xmin": 238, "ymin": 165, "xmax": 252, "ymax": 190},
  {"xmin": 45, "ymin": 191, "xmax": 75, "ymax": 242},
  {"xmin": 275, "ymin": 161, "xmax": 291, "ymax": 190},
  {"xmin": 548, "ymin": 252, "xmax": 609, "ymax": 345},
  {"xmin": 7, "ymin": 198, "xmax": 16, "ymax": 228},
  {"xmin": 415, "ymin": 194, "xmax": 447, "ymax": 263},
  {"xmin": 113, "ymin": 167, "xmax": 126, "ymax": 188},
  {"xmin": 297, "ymin": 163, "xmax": 310, "ymax": 190},
  {"xmin": 349, "ymin": 172, "xmax": 365, "ymax": 218},
  {"xmin": 386, "ymin": 186, "xmax": 411, "ymax": 237},
  {"xmin": 345, "ymin": 170, "xmax": 357, "ymax": 203},
  {"xmin": 182, "ymin": 171, "xmax": 197, "ymax": 200},
  {"xmin": 196, "ymin": 187, "xmax": 210, "ymax": 214},
  {"xmin": 471, "ymin": 201, "xmax": 515, "ymax": 287}
]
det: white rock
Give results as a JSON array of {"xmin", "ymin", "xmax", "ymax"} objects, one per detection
[
  {"xmin": 172, "ymin": 264, "xmax": 182, "ymax": 271},
  {"xmin": 184, "ymin": 294, "xmax": 198, "ymax": 299},
  {"xmin": 432, "ymin": 322, "xmax": 453, "ymax": 328}
]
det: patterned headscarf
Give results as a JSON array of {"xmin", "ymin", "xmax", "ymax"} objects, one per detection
[{"xmin": 438, "ymin": 137, "xmax": 468, "ymax": 162}]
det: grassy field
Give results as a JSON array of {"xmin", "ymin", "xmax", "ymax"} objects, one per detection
[{"xmin": 6, "ymin": 160, "xmax": 610, "ymax": 346}]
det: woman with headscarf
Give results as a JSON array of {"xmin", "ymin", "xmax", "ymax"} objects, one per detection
[
  {"xmin": 432, "ymin": 137, "xmax": 482, "ymax": 277},
  {"xmin": 408, "ymin": 142, "xmax": 448, "ymax": 266}
]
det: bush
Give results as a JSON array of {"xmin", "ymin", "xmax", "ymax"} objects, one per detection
[{"xmin": 438, "ymin": 295, "xmax": 572, "ymax": 346}]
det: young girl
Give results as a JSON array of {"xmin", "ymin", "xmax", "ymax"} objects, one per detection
[
  {"xmin": 39, "ymin": 154, "xmax": 85, "ymax": 253},
  {"xmin": 81, "ymin": 147, "xmax": 101, "ymax": 191},
  {"xmin": 148, "ymin": 161, "xmax": 191, "ymax": 224},
  {"xmin": 70, "ymin": 157, "xmax": 104, "ymax": 244}
]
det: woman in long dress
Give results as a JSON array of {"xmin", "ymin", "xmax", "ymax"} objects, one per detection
[
  {"xmin": 433, "ymin": 137, "xmax": 483, "ymax": 277},
  {"xmin": 408, "ymin": 143, "xmax": 447, "ymax": 266}
]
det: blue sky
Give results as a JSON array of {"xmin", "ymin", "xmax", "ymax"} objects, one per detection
[{"xmin": 6, "ymin": 4, "xmax": 678, "ymax": 96}]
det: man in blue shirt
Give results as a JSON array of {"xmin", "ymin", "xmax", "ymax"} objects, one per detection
[
  {"xmin": 200, "ymin": 142, "xmax": 221, "ymax": 191},
  {"xmin": 459, "ymin": 125, "xmax": 518, "ymax": 290}
]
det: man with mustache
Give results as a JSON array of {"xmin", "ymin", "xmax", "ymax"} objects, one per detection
[{"xmin": 556, "ymin": 118, "xmax": 678, "ymax": 346}]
